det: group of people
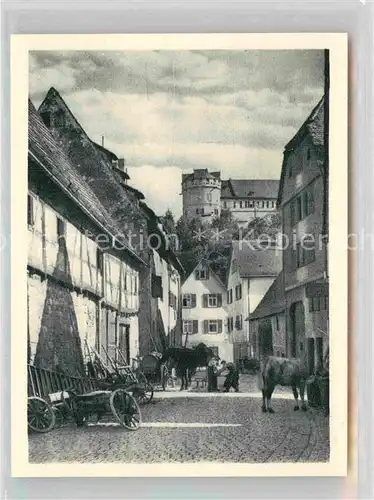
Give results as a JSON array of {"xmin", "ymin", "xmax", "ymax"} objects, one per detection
[{"xmin": 207, "ymin": 357, "xmax": 240, "ymax": 393}]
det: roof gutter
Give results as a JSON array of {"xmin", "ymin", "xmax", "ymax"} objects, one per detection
[{"xmin": 29, "ymin": 150, "xmax": 148, "ymax": 268}]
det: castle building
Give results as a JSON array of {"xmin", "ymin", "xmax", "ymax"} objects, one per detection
[
  {"xmin": 221, "ymin": 179, "xmax": 279, "ymax": 227},
  {"xmin": 182, "ymin": 169, "xmax": 221, "ymax": 222},
  {"xmin": 181, "ymin": 169, "xmax": 279, "ymax": 227}
]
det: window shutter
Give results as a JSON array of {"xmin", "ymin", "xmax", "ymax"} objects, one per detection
[
  {"xmin": 308, "ymin": 189, "xmax": 315, "ymax": 215},
  {"xmin": 191, "ymin": 294, "xmax": 196, "ymax": 308},
  {"xmin": 195, "ymin": 270, "xmax": 200, "ymax": 280},
  {"xmin": 202, "ymin": 294, "xmax": 208, "ymax": 308},
  {"xmin": 203, "ymin": 320, "xmax": 209, "ymax": 334},
  {"xmin": 151, "ymin": 275, "xmax": 163, "ymax": 298},
  {"xmin": 193, "ymin": 320, "xmax": 198, "ymax": 334},
  {"xmin": 217, "ymin": 294, "xmax": 222, "ymax": 307},
  {"xmin": 218, "ymin": 320, "xmax": 223, "ymax": 333},
  {"xmin": 290, "ymin": 200, "xmax": 296, "ymax": 226}
]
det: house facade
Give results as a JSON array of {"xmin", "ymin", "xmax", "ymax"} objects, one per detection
[
  {"xmin": 181, "ymin": 261, "xmax": 233, "ymax": 362},
  {"xmin": 247, "ymin": 272, "xmax": 286, "ymax": 360},
  {"xmin": 220, "ymin": 179, "xmax": 279, "ymax": 227},
  {"xmin": 277, "ymin": 95, "xmax": 329, "ymax": 375},
  {"xmin": 28, "ymin": 101, "xmax": 144, "ymax": 375},
  {"xmin": 226, "ymin": 242, "xmax": 282, "ymax": 362}
]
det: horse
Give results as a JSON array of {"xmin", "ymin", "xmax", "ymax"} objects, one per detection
[
  {"xmin": 258, "ymin": 355, "xmax": 309, "ymax": 413},
  {"xmin": 160, "ymin": 343, "xmax": 215, "ymax": 390}
]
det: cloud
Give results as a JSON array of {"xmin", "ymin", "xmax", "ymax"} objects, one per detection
[
  {"xmin": 127, "ymin": 166, "xmax": 182, "ymax": 218},
  {"xmin": 29, "ymin": 49, "xmax": 325, "ymax": 220}
]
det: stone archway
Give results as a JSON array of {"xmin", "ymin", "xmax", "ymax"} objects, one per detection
[{"xmin": 258, "ymin": 318, "xmax": 273, "ymax": 357}]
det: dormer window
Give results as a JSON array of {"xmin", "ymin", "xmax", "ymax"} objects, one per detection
[
  {"xmin": 54, "ymin": 110, "xmax": 65, "ymax": 128},
  {"xmin": 195, "ymin": 268, "xmax": 209, "ymax": 280},
  {"xmin": 40, "ymin": 111, "xmax": 51, "ymax": 128}
]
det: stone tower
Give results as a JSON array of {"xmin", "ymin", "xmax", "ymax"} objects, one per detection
[{"xmin": 182, "ymin": 169, "xmax": 221, "ymax": 222}]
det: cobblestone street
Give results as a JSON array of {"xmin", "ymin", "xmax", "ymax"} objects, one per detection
[{"xmin": 29, "ymin": 377, "xmax": 329, "ymax": 464}]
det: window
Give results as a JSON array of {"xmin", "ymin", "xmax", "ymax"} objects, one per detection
[
  {"xmin": 296, "ymin": 243, "xmax": 302, "ymax": 268},
  {"xmin": 275, "ymin": 315, "xmax": 280, "ymax": 331},
  {"xmin": 195, "ymin": 269, "xmax": 209, "ymax": 280},
  {"xmin": 28, "ymin": 194, "xmax": 35, "ymax": 227},
  {"xmin": 203, "ymin": 294, "xmax": 222, "ymax": 308},
  {"xmin": 227, "ymin": 289, "xmax": 233, "ymax": 304},
  {"xmin": 296, "ymin": 235, "xmax": 316, "ymax": 268},
  {"xmin": 249, "ymin": 201, "xmax": 254, "ymax": 208},
  {"xmin": 57, "ymin": 217, "xmax": 66, "ymax": 239},
  {"xmin": 239, "ymin": 201, "xmax": 243, "ymax": 208},
  {"xmin": 235, "ymin": 284, "xmax": 242, "ymax": 300},
  {"xmin": 235, "ymin": 315, "xmax": 243, "ymax": 330},
  {"xmin": 214, "ymin": 209, "xmax": 219, "ymax": 215},
  {"xmin": 223, "ymin": 201, "xmax": 227, "ymax": 209},
  {"xmin": 96, "ymin": 248, "xmax": 104, "ymax": 273},
  {"xmin": 182, "ymin": 293, "xmax": 196, "ymax": 308},
  {"xmin": 183, "ymin": 320, "xmax": 198, "ymax": 335},
  {"xmin": 40, "ymin": 111, "xmax": 51, "ymax": 128},
  {"xmin": 151, "ymin": 274, "xmax": 163, "ymax": 299},
  {"xmin": 203, "ymin": 319, "xmax": 223, "ymax": 334},
  {"xmin": 55, "ymin": 110, "xmax": 65, "ymax": 128},
  {"xmin": 228, "ymin": 317, "xmax": 234, "ymax": 333},
  {"xmin": 169, "ymin": 291, "xmax": 177, "ymax": 310},
  {"xmin": 291, "ymin": 186, "xmax": 315, "ymax": 226},
  {"xmin": 309, "ymin": 296, "xmax": 329, "ymax": 312},
  {"xmin": 296, "ymin": 197, "xmax": 302, "ymax": 222}
]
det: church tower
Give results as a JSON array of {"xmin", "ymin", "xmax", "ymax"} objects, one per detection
[{"xmin": 182, "ymin": 169, "xmax": 221, "ymax": 222}]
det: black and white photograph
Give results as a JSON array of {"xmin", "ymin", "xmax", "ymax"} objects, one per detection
[{"xmin": 11, "ymin": 34, "xmax": 348, "ymax": 477}]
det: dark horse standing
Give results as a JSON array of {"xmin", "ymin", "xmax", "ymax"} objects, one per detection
[{"xmin": 159, "ymin": 343, "xmax": 215, "ymax": 390}]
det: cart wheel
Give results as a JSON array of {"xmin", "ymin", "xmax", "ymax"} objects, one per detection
[
  {"xmin": 137, "ymin": 382, "xmax": 154, "ymax": 405},
  {"xmin": 52, "ymin": 406, "xmax": 64, "ymax": 428},
  {"xmin": 28, "ymin": 396, "xmax": 56, "ymax": 433},
  {"xmin": 110, "ymin": 389, "xmax": 141, "ymax": 431}
]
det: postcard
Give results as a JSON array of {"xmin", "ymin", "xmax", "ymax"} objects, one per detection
[{"xmin": 11, "ymin": 33, "xmax": 348, "ymax": 477}]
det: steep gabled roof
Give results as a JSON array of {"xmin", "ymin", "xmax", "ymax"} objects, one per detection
[
  {"xmin": 230, "ymin": 241, "xmax": 282, "ymax": 279},
  {"xmin": 284, "ymin": 96, "xmax": 325, "ymax": 151},
  {"xmin": 28, "ymin": 99, "xmax": 146, "ymax": 266},
  {"xmin": 277, "ymin": 95, "xmax": 325, "ymax": 206},
  {"xmin": 246, "ymin": 272, "xmax": 285, "ymax": 321},
  {"xmin": 221, "ymin": 179, "xmax": 279, "ymax": 200}
]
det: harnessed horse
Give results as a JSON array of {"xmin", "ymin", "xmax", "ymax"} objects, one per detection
[{"xmin": 159, "ymin": 343, "xmax": 215, "ymax": 390}]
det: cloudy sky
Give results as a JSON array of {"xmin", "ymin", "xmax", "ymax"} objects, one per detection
[{"xmin": 29, "ymin": 50, "xmax": 325, "ymax": 218}]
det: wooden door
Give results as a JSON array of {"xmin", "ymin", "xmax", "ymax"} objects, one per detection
[{"xmin": 119, "ymin": 324, "xmax": 130, "ymax": 365}]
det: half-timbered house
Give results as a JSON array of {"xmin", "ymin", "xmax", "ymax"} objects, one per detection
[{"xmin": 28, "ymin": 100, "xmax": 145, "ymax": 375}]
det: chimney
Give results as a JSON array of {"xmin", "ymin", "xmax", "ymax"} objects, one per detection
[
  {"xmin": 118, "ymin": 158, "xmax": 125, "ymax": 171},
  {"xmin": 101, "ymin": 136, "xmax": 105, "ymax": 147}
]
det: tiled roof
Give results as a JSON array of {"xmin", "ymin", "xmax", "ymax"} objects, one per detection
[
  {"xmin": 231, "ymin": 241, "xmax": 282, "ymax": 278},
  {"xmin": 28, "ymin": 100, "xmax": 145, "ymax": 265},
  {"xmin": 277, "ymin": 95, "xmax": 326, "ymax": 207},
  {"xmin": 182, "ymin": 169, "xmax": 221, "ymax": 184},
  {"xmin": 247, "ymin": 272, "xmax": 285, "ymax": 321},
  {"xmin": 284, "ymin": 95, "xmax": 325, "ymax": 151},
  {"xmin": 221, "ymin": 179, "xmax": 279, "ymax": 199}
]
